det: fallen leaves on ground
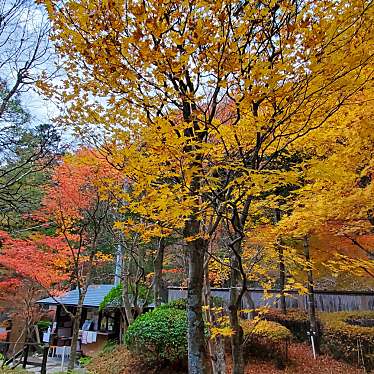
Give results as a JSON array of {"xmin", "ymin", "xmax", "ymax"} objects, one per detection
[
  {"xmin": 241, "ymin": 343, "xmax": 366, "ymax": 374},
  {"xmin": 88, "ymin": 343, "xmax": 367, "ymax": 374}
]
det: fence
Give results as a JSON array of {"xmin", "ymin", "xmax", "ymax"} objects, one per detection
[
  {"xmin": 0, "ymin": 342, "xmax": 49, "ymax": 373},
  {"xmin": 168, "ymin": 287, "xmax": 374, "ymax": 312}
]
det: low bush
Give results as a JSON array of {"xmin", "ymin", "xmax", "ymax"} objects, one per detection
[
  {"xmin": 100, "ymin": 339, "xmax": 118, "ymax": 355},
  {"xmin": 158, "ymin": 298, "xmax": 187, "ymax": 310},
  {"xmin": 87, "ymin": 345, "xmax": 187, "ymax": 374},
  {"xmin": 320, "ymin": 311, "xmax": 374, "ymax": 371},
  {"xmin": 86, "ymin": 345, "xmax": 139, "ymax": 374},
  {"xmin": 161, "ymin": 296, "xmax": 225, "ymax": 311},
  {"xmin": 36, "ymin": 320, "xmax": 51, "ymax": 331},
  {"xmin": 124, "ymin": 306, "xmax": 187, "ymax": 364},
  {"xmin": 242, "ymin": 319, "xmax": 292, "ymax": 368},
  {"xmin": 78, "ymin": 356, "xmax": 92, "ymax": 367},
  {"xmin": 263, "ymin": 308, "xmax": 314, "ymax": 341}
]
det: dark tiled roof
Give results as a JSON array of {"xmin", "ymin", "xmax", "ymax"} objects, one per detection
[{"xmin": 36, "ymin": 284, "xmax": 115, "ymax": 308}]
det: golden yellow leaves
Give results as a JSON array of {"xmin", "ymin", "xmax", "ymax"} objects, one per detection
[
  {"xmin": 326, "ymin": 254, "xmax": 374, "ymax": 280},
  {"xmin": 37, "ymin": 0, "xmax": 374, "ymax": 297},
  {"xmin": 208, "ymin": 257, "xmax": 230, "ymax": 286},
  {"xmin": 203, "ymin": 305, "xmax": 234, "ymax": 339}
]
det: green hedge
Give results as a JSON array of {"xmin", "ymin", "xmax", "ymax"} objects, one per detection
[
  {"xmin": 262, "ymin": 308, "xmax": 313, "ymax": 341},
  {"xmin": 241, "ymin": 319, "xmax": 292, "ymax": 368},
  {"xmin": 158, "ymin": 298, "xmax": 187, "ymax": 310},
  {"xmin": 124, "ymin": 307, "xmax": 187, "ymax": 363},
  {"xmin": 320, "ymin": 311, "xmax": 374, "ymax": 371}
]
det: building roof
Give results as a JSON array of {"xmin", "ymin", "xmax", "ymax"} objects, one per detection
[{"xmin": 36, "ymin": 284, "xmax": 115, "ymax": 308}]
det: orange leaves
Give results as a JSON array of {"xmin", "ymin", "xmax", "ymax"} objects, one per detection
[
  {"xmin": 40, "ymin": 148, "xmax": 119, "ymax": 228},
  {"xmin": 0, "ymin": 231, "xmax": 70, "ymax": 289}
]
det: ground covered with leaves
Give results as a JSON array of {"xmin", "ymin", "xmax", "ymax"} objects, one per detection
[
  {"xmin": 86, "ymin": 343, "xmax": 366, "ymax": 374},
  {"xmin": 241, "ymin": 343, "xmax": 366, "ymax": 374}
]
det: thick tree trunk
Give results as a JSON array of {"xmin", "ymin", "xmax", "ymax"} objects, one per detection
[
  {"xmin": 181, "ymin": 86, "xmax": 207, "ymax": 373},
  {"xmin": 229, "ymin": 285, "xmax": 244, "ymax": 374},
  {"xmin": 303, "ymin": 236, "xmax": 320, "ymax": 355},
  {"xmin": 153, "ymin": 237, "xmax": 165, "ymax": 307},
  {"xmin": 203, "ymin": 257, "xmax": 226, "ymax": 374},
  {"xmin": 185, "ymin": 220, "xmax": 207, "ymax": 374}
]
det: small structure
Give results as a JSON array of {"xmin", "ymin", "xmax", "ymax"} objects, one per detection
[{"xmin": 37, "ymin": 284, "xmax": 121, "ymax": 357}]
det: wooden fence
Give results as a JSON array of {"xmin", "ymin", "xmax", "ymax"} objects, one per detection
[
  {"xmin": 0, "ymin": 342, "xmax": 49, "ymax": 373},
  {"xmin": 168, "ymin": 287, "xmax": 374, "ymax": 312}
]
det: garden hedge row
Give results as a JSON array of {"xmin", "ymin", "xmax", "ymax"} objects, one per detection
[
  {"xmin": 262, "ymin": 308, "xmax": 314, "ymax": 341},
  {"xmin": 320, "ymin": 311, "xmax": 374, "ymax": 371},
  {"xmin": 241, "ymin": 319, "xmax": 292, "ymax": 368}
]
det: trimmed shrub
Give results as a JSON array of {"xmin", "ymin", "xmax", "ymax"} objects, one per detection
[
  {"xmin": 158, "ymin": 298, "xmax": 187, "ymax": 310},
  {"xmin": 320, "ymin": 311, "xmax": 374, "ymax": 371},
  {"xmin": 161, "ymin": 296, "xmax": 225, "ymax": 310},
  {"xmin": 124, "ymin": 307, "xmax": 187, "ymax": 364},
  {"xmin": 242, "ymin": 319, "xmax": 292, "ymax": 368},
  {"xmin": 263, "ymin": 308, "xmax": 314, "ymax": 341},
  {"xmin": 243, "ymin": 320, "xmax": 293, "ymax": 342}
]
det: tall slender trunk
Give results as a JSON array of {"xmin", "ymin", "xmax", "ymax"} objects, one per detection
[
  {"xmin": 244, "ymin": 291, "xmax": 255, "ymax": 320},
  {"xmin": 275, "ymin": 209, "xmax": 286, "ymax": 314},
  {"xmin": 122, "ymin": 256, "xmax": 134, "ymax": 325},
  {"xmin": 303, "ymin": 236, "xmax": 320, "ymax": 354},
  {"xmin": 181, "ymin": 85, "xmax": 207, "ymax": 373},
  {"xmin": 153, "ymin": 237, "xmax": 165, "ymax": 307},
  {"xmin": 278, "ymin": 248, "xmax": 286, "ymax": 314},
  {"xmin": 114, "ymin": 244, "xmax": 122, "ymax": 286},
  {"xmin": 203, "ymin": 256, "xmax": 226, "ymax": 374},
  {"xmin": 68, "ymin": 248, "xmax": 97, "ymax": 370},
  {"xmin": 228, "ymin": 198, "xmax": 251, "ymax": 374},
  {"xmin": 229, "ymin": 241, "xmax": 244, "ymax": 374}
]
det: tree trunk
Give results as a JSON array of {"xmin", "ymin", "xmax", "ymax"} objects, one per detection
[
  {"xmin": 68, "ymin": 296, "xmax": 84, "ymax": 371},
  {"xmin": 229, "ymin": 240, "xmax": 244, "ymax": 374},
  {"xmin": 181, "ymin": 85, "xmax": 207, "ymax": 373},
  {"xmin": 185, "ymin": 223, "xmax": 207, "ymax": 374},
  {"xmin": 203, "ymin": 256, "xmax": 226, "ymax": 374},
  {"xmin": 303, "ymin": 236, "xmax": 320, "ymax": 355},
  {"xmin": 278, "ymin": 247, "xmax": 287, "ymax": 314},
  {"xmin": 229, "ymin": 285, "xmax": 244, "ymax": 374},
  {"xmin": 153, "ymin": 237, "xmax": 165, "ymax": 307},
  {"xmin": 244, "ymin": 291, "xmax": 255, "ymax": 320},
  {"xmin": 275, "ymin": 209, "xmax": 286, "ymax": 314},
  {"xmin": 122, "ymin": 256, "xmax": 134, "ymax": 325}
]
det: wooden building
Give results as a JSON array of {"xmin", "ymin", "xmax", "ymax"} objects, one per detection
[{"xmin": 37, "ymin": 285, "xmax": 121, "ymax": 356}]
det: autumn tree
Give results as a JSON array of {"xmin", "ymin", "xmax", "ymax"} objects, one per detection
[
  {"xmin": 40, "ymin": 0, "xmax": 373, "ymax": 372},
  {"xmin": 0, "ymin": 230, "xmax": 69, "ymax": 347},
  {"xmin": 37, "ymin": 149, "xmax": 117, "ymax": 370}
]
